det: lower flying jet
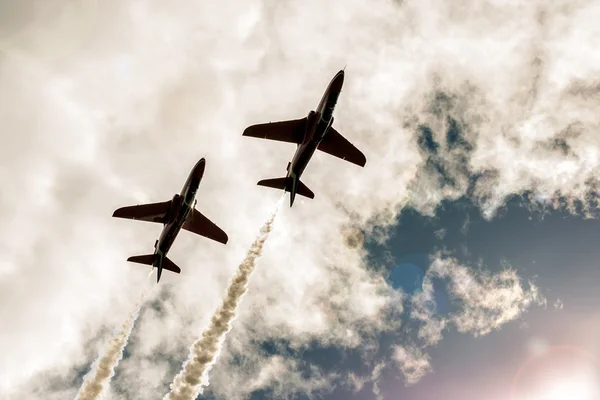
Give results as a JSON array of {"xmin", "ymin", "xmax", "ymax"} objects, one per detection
[
  {"xmin": 242, "ymin": 69, "xmax": 366, "ymax": 207},
  {"xmin": 112, "ymin": 158, "xmax": 228, "ymax": 282}
]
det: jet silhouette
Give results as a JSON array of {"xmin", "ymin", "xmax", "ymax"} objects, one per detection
[
  {"xmin": 112, "ymin": 158, "xmax": 228, "ymax": 282},
  {"xmin": 242, "ymin": 69, "xmax": 366, "ymax": 207}
]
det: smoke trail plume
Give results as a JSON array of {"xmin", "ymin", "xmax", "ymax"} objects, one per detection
[
  {"xmin": 74, "ymin": 274, "xmax": 151, "ymax": 400},
  {"xmin": 165, "ymin": 197, "xmax": 284, "ymax": 400}
]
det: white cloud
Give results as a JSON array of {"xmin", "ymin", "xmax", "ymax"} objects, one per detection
[
  {"xmin": 554, "ymin": 298, "xmax": 564, "ymax": 309},
  {"xmin": 392, "ymin": 345, "xmax": 432, "ymax": 387},
  {"xmin": 428, "ymin": 256, "xmax": 545, "ymax": 337},
  {"xmin": 208, "ymin": 353, "xmax": 337, "ymax": 400},
  {"xmin": 410, "ymin": 275, "xmax": 448, "ymax": 346},
  {"xmin": 413, "ymin": 255, "xmax": 545, "ymax": 343},
  {"xmin": 1, "ymin": 0, "xmax": 598, "ymax": 398},
  {"xmin": 397, "ymin": 255, "xmax": 545, "ymax": 385},
  {"xmin": 434, "ymin": 228, "xmax": 447, "ymax": 240},
  {"xmin": 370, "ymin": 362, "xmax": 386, "ymax": 400}
]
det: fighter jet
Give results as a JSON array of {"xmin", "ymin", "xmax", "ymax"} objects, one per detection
[
  {"xmin": 242, "ymin": 69, "xmax": 366, "ymax": 207},
  {"xmin": 112, "ymin": 158, "xmax": 228, "ymax": 283}
]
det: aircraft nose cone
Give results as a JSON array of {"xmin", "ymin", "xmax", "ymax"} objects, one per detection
[
  {"xmin": 193, "ymin": 158, "xmax": 206, "ymax": 177},
  {"xmin": 331, "ymin": 70, "xmax": 345, "ymax": 92}
]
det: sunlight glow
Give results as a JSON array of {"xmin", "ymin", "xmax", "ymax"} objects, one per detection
[{"xmin": 521, "ymin": 373, "xmax": 598, "ymax": 400}]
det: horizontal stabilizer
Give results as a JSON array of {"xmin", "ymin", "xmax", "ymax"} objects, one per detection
[
  {"xmin": 257, "ymin": 177, "xmax": 289, "ymax": 191},
  {"xmin": 126, "ymin": 254, "xmax": 181, "ymax": 274},
  {"xmin": 243, "ymin": 118, "xmax": 307, "ymax": 144},
  {"xmin": 317, "ymin": 127, "xmax": 366, "ymax": 167},
  {"xmin": 127, "ymin": 254, "xmax": 154, "ymax": 265},
  {"xmin": 113, "ymin": 201, "xmax": 172, "ymax": 224},
  {"xmin": 162, "ymin": 256, "xmax": 181, "ymax": 274},
  {"xmin": 295, "ymin": 179, "xmax": 315, "ymax": 199},
  {"xmin": 257, "ymin": 177, "xmax": 314, "ymax": 199}
]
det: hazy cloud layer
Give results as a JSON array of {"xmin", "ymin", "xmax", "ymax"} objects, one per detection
[{"xmin": 1, "ymin": 0, "xmax": 598, "ymax": 398}]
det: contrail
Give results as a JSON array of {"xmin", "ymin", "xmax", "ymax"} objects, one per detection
[
  {"xmin": 165, "ymin": 196, "xmax": 284, "ymax": 400},
  {"xmin": 74, "ymin": 271, "xmax": 153, "ymax": 400}
]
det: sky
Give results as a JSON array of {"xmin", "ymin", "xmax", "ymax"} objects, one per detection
[{"xmin": 1, "ymin": 0, "xmax": 599, "ymax": 399}]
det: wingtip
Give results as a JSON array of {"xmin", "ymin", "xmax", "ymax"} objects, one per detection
[
  {"xmin": 358, "ymin": 152, "xmax": 367, "ymax": 167},
  {"xmin": 242, "ymin": 126, "xmax": 253, "ymax": 137}
]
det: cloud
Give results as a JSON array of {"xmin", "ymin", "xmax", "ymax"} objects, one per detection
[
  {"xmin": 554, "ymin": 298, "xmax": 564, "ymax": 309},
  {"xmin": 392, "ymin": 345, "xmax": 433, "ymax": 386},
  {"xmin": 410, "ymin": 276, "xmax": 448, "ymax": 346},
  {"xmin": 428, "ymin": 256, "xmax": 545, "ymax": 337},
  {"xmin": 1, "ymin": 0, "xmax": 598, "ymax": 398},
  {"xmin": 213, "ymin": 355, "xmax": 337, "ymax": 400},
  {"xmin": 395, "ymin": 254, "xmax": 545, "ymax": 385},
  {"xmin": 434, "ymin": 228, "xmax": 447, "ymax": 240},
  {"xmin": 414, "ymin": 256, "xmax": 545, "ymax": 342}
]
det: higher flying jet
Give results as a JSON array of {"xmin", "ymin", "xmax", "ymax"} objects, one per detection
[
  {"xmin": 112, "ymin": 158, "xmax": 228, "ymax": 282},
  {"xmin": 242, "ymin": 69, "xmax": 366, "ymax": 207}
]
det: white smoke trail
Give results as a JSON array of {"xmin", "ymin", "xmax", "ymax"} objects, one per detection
[
  {"xmin": 74, "ymin": 271, "xmax": 153, "ymax": 400},
  {"xmin": 164, "ymin": 196, "xmax": 284, "ymax": 400}
]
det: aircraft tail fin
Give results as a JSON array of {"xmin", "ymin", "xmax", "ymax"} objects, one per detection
[
  {"xmin": 127, "ymin": 253, "xmax": 181, "ymax": 283},
  {"xmin": 257, "ymin": 176, "xmax": 314, "ymax": 207}
]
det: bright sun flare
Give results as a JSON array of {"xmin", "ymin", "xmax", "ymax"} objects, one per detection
[{"xmin": 521, "ymin": 374, "xmax": 598, "ymax": 400}]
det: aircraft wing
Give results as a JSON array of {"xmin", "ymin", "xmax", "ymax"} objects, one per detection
[
  {"xmin": 242, "ymin": 117, "xmax": 307, "ymax": 144},
  {"xmin": 317, "ymin": 127, "xmax": 367, "ymax": 167},
  {"xmin": 182, "ymin": 208, "xmax": 228, "ymax": 244},
  {"xmin": 112, "ymin": 201, "xmax": 172, "ymax": 224}
]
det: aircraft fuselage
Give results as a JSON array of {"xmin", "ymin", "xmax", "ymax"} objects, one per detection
[
  {"xmin": 153, "ymin": 158, "xmax": 205, "ymax": 279},
  {"xmin": 287, "ymin": 70, "xmax": 344, "ymax": 182}
]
